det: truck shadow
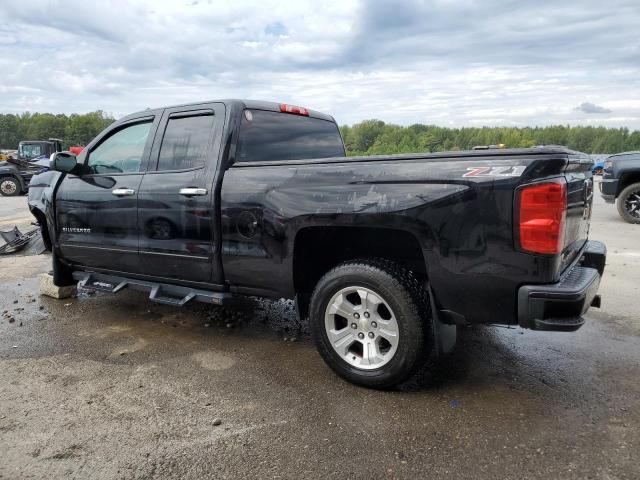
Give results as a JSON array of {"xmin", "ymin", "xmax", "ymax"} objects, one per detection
[
  {"xmin": 208, "ymin": 297, "xmax": 598, "ymax": 406},
  {"xmin": 400, "ymin": 318, "xmax": 640, "ymax": 418},
  {"xmin": 400, "ymin": 325, "xmax": 520, "ymax": 392}
]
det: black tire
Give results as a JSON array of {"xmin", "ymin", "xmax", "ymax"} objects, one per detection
[
  {"xmin": 0, "ymin": 176, "xmax": 21, "ymax": 196},
  {"xmin": 309, "ymin": 259, "xmax": 432, "ymax": 389},
  {"xmin": 616, "ymin": 182, "xmax": 640, "ymax": 224}
]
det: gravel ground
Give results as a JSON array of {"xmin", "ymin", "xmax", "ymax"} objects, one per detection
[{"xmin": 0, "ymin": 186, "xmax": 639, "ymax": 479}]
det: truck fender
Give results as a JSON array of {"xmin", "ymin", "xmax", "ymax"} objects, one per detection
[{"xmin": 27, "ymin": 170, "xmax": 64, "ymax": 249}]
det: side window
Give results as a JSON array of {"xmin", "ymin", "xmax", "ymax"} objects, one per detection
[
  {"xmin": 157, "ymin": 114, "xmax": 215, "ymax": 171},
  {"xmin": 87, "ymin": 121, "xmax": 152, "ymax": 174}
]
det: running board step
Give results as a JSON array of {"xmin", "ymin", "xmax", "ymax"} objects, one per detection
[{"xmin": 75, "ymin": 272, "xmax": 232, "ymax": 306}]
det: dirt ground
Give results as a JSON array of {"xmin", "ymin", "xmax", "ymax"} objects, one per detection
[{"xmin": 0, "ymin": 187, "xmax": 639, "ymax": 479}]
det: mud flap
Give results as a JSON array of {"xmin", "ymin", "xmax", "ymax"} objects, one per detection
[
  {"xmin": 294, "ymin": 293, "xmax": 310, "ymax": 321},
  {"xmin": 427, "ymin": 284, "xmax": 457, "ymax": 356}
]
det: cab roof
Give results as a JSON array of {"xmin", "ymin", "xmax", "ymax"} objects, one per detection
[{"xmin": 122, "ymin": 99, "xmax": 336, "ymax": 123}]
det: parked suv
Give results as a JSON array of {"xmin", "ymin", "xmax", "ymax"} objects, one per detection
[{"xmin": 28, "ymin": 100, "xmax": 606, "ymax": 388}]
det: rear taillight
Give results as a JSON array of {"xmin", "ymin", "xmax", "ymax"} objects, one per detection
[
  {"xmin": 518, "ymin": 179, "xmax": 567, "ymax": 255},
  {"xmin": 280, "ymin": 103, "xmax": 309, "ymax": 116}
]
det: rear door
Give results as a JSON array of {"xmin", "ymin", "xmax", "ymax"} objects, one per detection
[
  {"xmin": 136, "ymin": 102, "xmax": 225, "ymax": 285},
  {"xmin": 56, "ymin": 115, "xmax": 159, "ymax": 273},
  {"xmin": 220, "ymin": 107, "xmax": 346, "ymax": 293}
]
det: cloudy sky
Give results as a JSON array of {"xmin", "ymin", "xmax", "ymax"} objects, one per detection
[{"xmin": 1, "ymin": 0, "xmax": 639, "ymax": 128}]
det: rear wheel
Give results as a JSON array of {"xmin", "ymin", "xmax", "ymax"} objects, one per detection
[
  {"xmin": 616, "ymin": 182, "xmax": 640, "ymax": 224},
  {"xmin": 0, "ymin": 177, "xmax": 21, "ymax": 196},
  {"xmin": 309, "ymin": 259, "xmax": 431, "ymax": 389}
]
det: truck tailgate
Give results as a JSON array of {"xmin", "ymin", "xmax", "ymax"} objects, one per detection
[{"xmin": 561, "ymin": 154, "xmax": 594, "ymax": 273}]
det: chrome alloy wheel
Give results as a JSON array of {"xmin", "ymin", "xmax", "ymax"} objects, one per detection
[
  {"xmin": 0, "ymin": 179, "xmax": 17, "ymax": 195},
  {"xmin": 324, "ymin": 286, "xmax": 399, "ymax": 370}
]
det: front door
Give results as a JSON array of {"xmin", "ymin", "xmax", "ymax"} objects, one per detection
[
  {"xmin": 137, "ymin": 103, "xmax": 225, "ymax": 285},
  {"xmin": 56, "ymin": 115, "xmax": 159, "ymax": 273}
]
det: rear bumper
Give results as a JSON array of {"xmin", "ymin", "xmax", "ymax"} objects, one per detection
[
  {"xmin": 599, "ymin": 177, "xmax": 618, "ymax": 203},
  {"xmin": 517, "ymin": 240, "xmax": 606, "ymax": 332}
]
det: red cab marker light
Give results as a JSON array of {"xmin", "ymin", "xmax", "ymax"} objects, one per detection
[
  {"xmin": 280, "ymin": 103, "xmax": 309, "ymax": 116},
  {"xmin": 518, "ymin": 179, "xmax": 567, "ymax": 255}
]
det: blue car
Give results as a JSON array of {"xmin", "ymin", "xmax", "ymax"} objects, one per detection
[{"xmin": 592, "ymin": 160, "xmax": 605, "ymax": 175}]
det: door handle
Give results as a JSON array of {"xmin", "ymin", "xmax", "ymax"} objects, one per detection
[
  {"xmin": 112, "ymin": 188, "xmax": 135, "ymax": 196},
  {"xmin": 179, "ymin": 187, "xmax": 208, "ymax": 196}
]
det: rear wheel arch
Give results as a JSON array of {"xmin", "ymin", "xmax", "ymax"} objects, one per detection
[
  {"xmin": 292, "ymin": 226, "xmax": 428, "ymax": 320},
  {"xmin": 617, "ymin": 171, "xmax": 640, "ymax": 196}
]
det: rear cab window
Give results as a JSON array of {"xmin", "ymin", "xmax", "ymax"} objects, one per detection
[
  {"xmin": 236, "ymin": 109, "xmax": 345, "ymax": 163},
  {"xmin": 156, "ymin": 113, "xmax": 215, "ymax": 171}
]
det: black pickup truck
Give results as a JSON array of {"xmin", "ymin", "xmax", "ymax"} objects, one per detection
[
  {"xmin": 600, "ymin": 151, "xmax": 640, "ymax": 223},
  {"xmin": 28, "ymin": 99, "xmax": 606, "ymax": 388}
]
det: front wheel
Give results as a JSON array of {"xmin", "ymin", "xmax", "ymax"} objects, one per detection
[
  {"xmin": 309, "ymin": 259, "xmax": 431, "ymax": 389},
  {"xmin": 0, "ymin": 177, "xmax": 21, "ymax": 196},
  {"xmin": 616, "ymin": 182, "xmax": 640, "ymax": 224}
]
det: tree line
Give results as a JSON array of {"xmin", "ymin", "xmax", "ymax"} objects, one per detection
[
  {"xmin": 340, "ymin": 120, "xmax": 640, "ymax": 156},
  {"xmin": 0, "ymin": 111, "xmax": 115, "ymax": 150},
  {"xmin": 1, "ymin": 111, "xmax": 638, "ymax": 155}
]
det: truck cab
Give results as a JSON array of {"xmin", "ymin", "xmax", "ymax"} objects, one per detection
[
  {"xmin": 0, "ymin": 138, "xmax": 61, "ymax": 196},
  {"xmin": 18, "ymin": 139, "xmax": 62, "ymax": 161}
]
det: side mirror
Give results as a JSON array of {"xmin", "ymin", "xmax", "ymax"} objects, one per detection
[{"xmin": 50, "ymin": 151, "xmax": 77, "ymax": 173}]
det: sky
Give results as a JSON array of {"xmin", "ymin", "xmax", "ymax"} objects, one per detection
[{"xmin": 1, "ymin": 0, "xmax": 639, "ymax": 128}]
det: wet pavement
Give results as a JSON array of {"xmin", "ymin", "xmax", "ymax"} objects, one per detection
[
  {"xmin": 1, "ymin": 188, "xmax": 639, "ymax": 479},
  {"xmin": 0, "ymin": 195, "xmax": 33, "ymax": 232}
]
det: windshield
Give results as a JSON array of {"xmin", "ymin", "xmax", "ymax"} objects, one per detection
[{"xmin": 19, "ymin": 143, "xmax": 43, "ymax": 159}]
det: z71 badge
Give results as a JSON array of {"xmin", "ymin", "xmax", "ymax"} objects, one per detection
[{"xmin": 463, "ymin": 166, "xmax": 527, "ymax": 178}]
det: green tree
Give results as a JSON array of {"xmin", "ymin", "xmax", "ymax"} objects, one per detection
[
  {"xmin": 0, "ymin": 111, "xmax": 114, "ymax": 150},
  {"xmin": 340, "ymin": 120, "xmax": 640, "ymax": 156},
  {"xmin": 64, "ymin": 111, "xmax": 114, "ymax": 148},
  {"xmin": 349, "ymin": 120, "xmax": 387, "ymax": 154},
  {"xmin": 0, "ymin": 114, "xmax": 23, "ymax": 150}
]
